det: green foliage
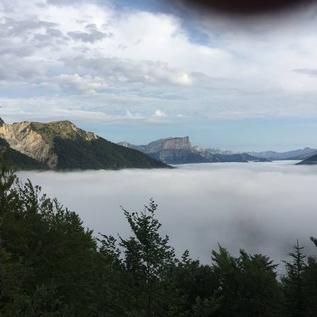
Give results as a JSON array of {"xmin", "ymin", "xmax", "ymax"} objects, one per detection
[
  {"xmin": 100, "ymin": 200, "xmax": 177, "ymax": 316},
  {"xmin": 282, "ymin": 241, "xmax": 306, "ymax": 317},
  {"xmin": 30, "ymin": 120, "xmax": 99, "ymax": 147},
  {"xmin": 300, "ymin": 237, "xmax": 317, "ymax": 317},
  {"xmin": 2, "ymin": 169, "xmax": 317, "ymax": 316},
  {"xmin": 211, "ymin": 247, "xmax": 281, "ymax": 317},
  {"xmin": 0, "ymin": 169, "xmax": 109, "ymax": 316},
  {"xmin": 53, "ymin": 137, "xmax": 168, "ymax": 170}
]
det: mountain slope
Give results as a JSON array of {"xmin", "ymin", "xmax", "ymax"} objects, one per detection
[
  {"xmin": 0, "ymin": 138, "xmax": 44, "ymax": 170},
  {"xmin": 53, "ymin": 137, "xmax": 168, "ymax": 169},
  {"xmin": 0, "ymin": 119, "xmax": 168, "ymax": 170},
  {"xmin": 297, "ymin": 154, "xmax": 317, "ymax": 165}
]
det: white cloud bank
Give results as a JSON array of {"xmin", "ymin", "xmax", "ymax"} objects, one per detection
[{"xmin": 18, "ymin": 162, "xmax": 317, "ymax": 267}]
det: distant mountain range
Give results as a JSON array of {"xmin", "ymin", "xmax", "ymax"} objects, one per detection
[
  {"xmin": 249, "ymin": 148, "xmax": 317, "ymax": 161},
  {"xmin": 119, "ymin": 137, "xmax": 317, "ymax": 165},
  {"xmin": 1, "ymin": 116, "xmax": 316, "ymax": 169},
  {"xmin": 119, "ymin": 137, "xmax": 269, "ymax": 165},
  {"xmin": 0, "ymin": 118, "xmax": 168, "ymax": 170}
]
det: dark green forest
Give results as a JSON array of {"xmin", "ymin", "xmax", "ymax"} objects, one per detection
[{"xmin": 1, "ymin": 169, "xmax": 317, "ymax": 316}]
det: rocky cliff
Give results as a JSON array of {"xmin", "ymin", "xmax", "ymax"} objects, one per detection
[
  {"xmin": 0, "ymin": 121, "xmax": 57, "ymax": 168},
  {"xmin": 146, "ymin": 137, "xmax": 192, "ymax": 152},
  {"xmin": 0, "ymin": 136, "xmax": 44, "ymax": 170},
  {"xmin": 119, "ymin": 137, "xmax": 208, "ymax": 164}
]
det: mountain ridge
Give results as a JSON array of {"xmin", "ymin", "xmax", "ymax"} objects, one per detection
[
  {"xmin": 249, "ymin": 147, "xmax": 317, "ymax": 161},
  {"xmin": 119, "ymin": 137, "xmax": 268, "ymax": 164},
  {"xmin": 0, "ymin": 118, "xmax": 168, "ymax": 170}
]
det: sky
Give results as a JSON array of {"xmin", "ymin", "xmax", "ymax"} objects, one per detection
[
  {"xmin": 19, "ymin": 162, "xmax": 317, "ymax": 268},
  {"xmin": 1, "ymin": 0, "xmax": 317, "ymax": 150}
]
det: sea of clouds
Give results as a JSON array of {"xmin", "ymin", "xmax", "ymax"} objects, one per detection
[{"xmin": 18, "ymin": 162, "xmax": 317, "ymax": 268}]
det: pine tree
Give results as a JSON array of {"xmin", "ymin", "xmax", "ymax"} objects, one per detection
[
  {"xmin": 282, "ymin": 241, "xmax": 306, "ymax": 317},
  {"xmin": 302, "ymin": 237, "xmax": 317, "ymax": 317}
]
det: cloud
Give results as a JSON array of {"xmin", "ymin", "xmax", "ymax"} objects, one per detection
[
  {"xmin": 294, "ymin": 68, "xmax": 317, "ymax": 76},
  {"xmin": 153, "ymin": 109, "xmax": 167, "ymax": 118},
  {"xmin": 1, "ymin": 0, "xmax": 317, "ymax": 127},
  {"xmin": 61, "ymin": 56, "xmax": 196, "ymax": 87},
  {"xmin": 0, "ymin": 16, "xmax": 68, "ymax": 56},
  {"xmin": 68, "ymin": 24, "xmax": 112, "ymax": 43},
  {"xmin": 18, "ymin": 162, "xmax": 317, "ymax": 267},
  {"xmin": 54, "ymin": 74, "xmax": 107, "ymax": 94}
]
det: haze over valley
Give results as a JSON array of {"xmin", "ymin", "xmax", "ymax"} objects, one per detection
[{"xmin": 18, "ymin": 161, "xmax": 317, "ymax": 265}]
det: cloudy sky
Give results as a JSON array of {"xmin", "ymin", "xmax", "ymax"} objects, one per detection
[{"xmin": 1, "ymin": 0, "xmax": 317, "ymax": 150}]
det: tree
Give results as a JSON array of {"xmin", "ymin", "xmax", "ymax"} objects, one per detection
[
  {"xmin": 0, "ymin": 169, "xmax": 113, "ymax": 316},
  {"xmin": 170, "ymin": 250, "xmax": 218, "ymax": 316},
  {"xmin": 301, "ymin": 237, "xmax": 317, "ymax": 317},
  {"xmin": 211, "ymin": 246, "xmax": 281, "ymax": 317},
  {"xmin": 103, "ymin": 199, "xmax": 176, "ymax": 317},
  {"xmin": 282, "ymin": 241, "xmax": 306, "ymax": 317}
]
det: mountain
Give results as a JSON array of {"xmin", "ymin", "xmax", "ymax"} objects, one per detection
[
  {"xmin": 119, "ymin": 137, "xmax": 209, "ymax": 164},
  {"xmin": 0, "ymin": 137, "xmax": 44, "ymax": 170},
  {"xmin": 199, "ymin": 150, "xmax": 268, "ymax": 163},
  {"xmin": 297, "ymin": 154, "xmax": 317, "ymax": 165},
  {"xmin": 119, "ymin": 137, "xmax": 268, "ymax": 165},
  {"xmin": 0, "ymin": 118, "xmax": 168, "ymax": 170},
  {"xmin": 249, "ymin": 147, "xmax": 317, "ymax": 161}
]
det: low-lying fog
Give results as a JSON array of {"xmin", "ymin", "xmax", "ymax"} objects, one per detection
[{"xmin": 18, "ymin": 161, "xmax": 317, "ymax": 267}]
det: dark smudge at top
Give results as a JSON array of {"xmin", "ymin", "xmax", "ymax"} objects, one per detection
[{"xmin": 169, "ymin": 0, "xmax": 316, "ymax": 16}]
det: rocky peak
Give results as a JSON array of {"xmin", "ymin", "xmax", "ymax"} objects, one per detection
[
  {"xmin": 0, "ymin": 117, "xmax": 4, "ymax": 126},
  {"xmin": 0, "ymin": 119, "xmax": 99, "ymax": 169},
  {"xmin": 146, "ymin": 136, "xmax": 192, "ymax": 153}
]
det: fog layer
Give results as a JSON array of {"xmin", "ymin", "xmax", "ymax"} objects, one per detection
[{"xmin": 18, "ymin": 162, "xmax": 317, "ymax": 265}]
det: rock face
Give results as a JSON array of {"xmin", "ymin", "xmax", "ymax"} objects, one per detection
[
  {"xmin": 146, "ymin": 137, "xmax": 192, "ymax": 152},
  {"xmin": 0, "ymin": 137, "xmax": 44, "ymax": 170},
  {"xmin": 0, "ymin": 121, "xmax": 57, "ymax": 168},
  {"xmin": 119, "ymin": 137, "xmax": 268, "ymax": 165},
  {"xmin": 0, "ymin": 119, "xmax": 168, "ymax": 170},
  {"xmin": 119, "ymin": 137, "xmax": 208, "ymax": 164}
]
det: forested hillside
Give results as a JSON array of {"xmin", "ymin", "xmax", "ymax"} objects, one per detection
[{"xmin": 0, "ymin": 169, "xmax": 317, "ymax": 316}]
